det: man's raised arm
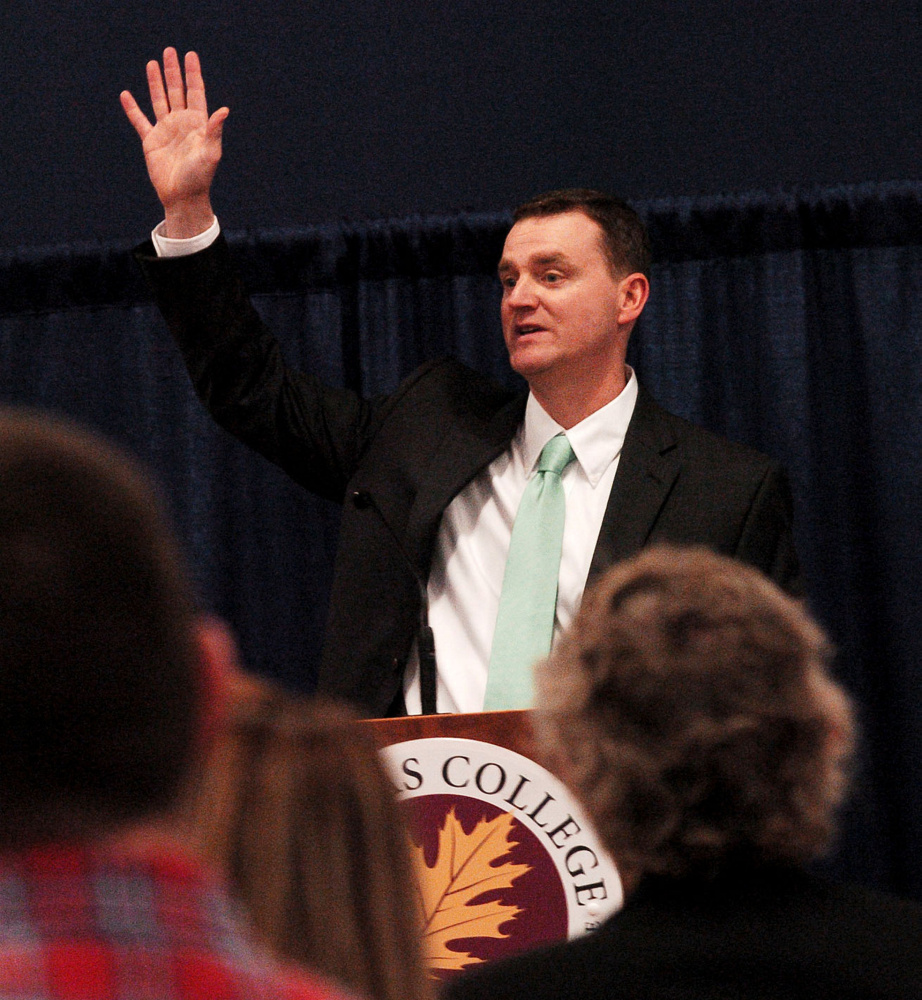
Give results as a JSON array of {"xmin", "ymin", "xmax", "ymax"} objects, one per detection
[{"xmin": 120, "ymin": 47, "xmax": 228, "ymax": 239}]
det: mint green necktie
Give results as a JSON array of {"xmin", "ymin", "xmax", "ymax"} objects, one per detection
[{"xmin": 484, "ymin": 433, "xmax": 576, "ymax": 710}]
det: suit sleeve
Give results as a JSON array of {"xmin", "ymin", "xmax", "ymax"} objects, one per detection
[
  {"xmin": 734, "ymin": 462, "xmax": 803, "ymax": 597},
  {"xmin": 135, "ymin": 234, "xmax": 375, "ymax": 504}
]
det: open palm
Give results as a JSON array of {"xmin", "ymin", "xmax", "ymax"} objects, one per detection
[
  {"xmin": 120, "ymin": 48, "xmax": 228, "ymax": 214},
  {"xmin": 141, "ymin": 106, "xmax": 221, "ymax": 205}
]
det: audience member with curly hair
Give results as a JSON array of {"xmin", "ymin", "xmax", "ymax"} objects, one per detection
[
  {"xmin": 189, "ymin": 679, "xmax": 431, "ymax": 1000},
  {"xmin": 445, "ymin": 546, "xmax": 922, "ymax": 1000}
]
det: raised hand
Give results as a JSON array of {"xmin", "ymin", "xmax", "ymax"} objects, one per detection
[{"xmin": 120, "ymin": 48, "xmax": 229, "ymax": 238}]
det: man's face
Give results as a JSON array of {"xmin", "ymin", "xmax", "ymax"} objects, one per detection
[{"xmin": 498, "ymin": 211, "xmax": 628, "ymax": 390}]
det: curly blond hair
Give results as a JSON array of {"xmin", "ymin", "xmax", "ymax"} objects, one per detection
[{"xmin": 534, "ymin": 546, "xmax": 855, "ymax": 885}]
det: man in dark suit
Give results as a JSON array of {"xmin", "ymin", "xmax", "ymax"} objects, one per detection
[
  {"xmin": 122, "ymin": 50, "xmax": 799, "ymax": 718},
  {"xmin": 443, "ymin": 547, "xmax": 922, "ymax": 1000}
]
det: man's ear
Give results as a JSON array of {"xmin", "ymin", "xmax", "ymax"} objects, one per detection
[
  {"xmin": 617, "ymin": 273, "xmax": 650, "ymax": 326},
  {"xmin": 193, "ymin": 615, "xmax": 242, "ymax": 756}
]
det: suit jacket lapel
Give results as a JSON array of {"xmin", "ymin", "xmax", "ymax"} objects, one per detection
[
  {"xmin": 589, "ymin": 384, "xmax": 681, "ymax": 579},
  {"xmin": 405, "ymin": 393, "xmax": 527, "ymax": 570},
  {"xmin": 402, "ymin": 382, "xmax": 680, "ymax": 579}
]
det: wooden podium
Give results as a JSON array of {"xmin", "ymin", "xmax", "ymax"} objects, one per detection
[{"xmin": 362, "ymin": 708, "xmax": 534, "ymax": 754}]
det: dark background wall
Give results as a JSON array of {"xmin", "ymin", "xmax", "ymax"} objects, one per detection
[{"xmin": 1, "ymin": 0, "xmax": 920, "ymax": 252}]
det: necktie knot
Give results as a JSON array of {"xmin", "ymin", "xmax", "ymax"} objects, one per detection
[{"xmin": 537, "ymin": 434, "xmax": 575, "ymax": 476}]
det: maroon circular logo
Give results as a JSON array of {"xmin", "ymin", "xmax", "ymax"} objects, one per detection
[{"xmin": 381, "ymin": 738, "xmax": 622, "ymax": 983}]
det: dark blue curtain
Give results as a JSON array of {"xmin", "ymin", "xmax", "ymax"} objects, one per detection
[{"xmin": 1, "ymin": 182, "xmax": 920, "ymax": 900}]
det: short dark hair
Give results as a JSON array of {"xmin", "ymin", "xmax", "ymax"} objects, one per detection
[
  {"xmin": 0, "ymin": 409, "xmax": 201, "ymax": 845},
  {"xmin": 535, "ymin": 546, "xmax": 855, "ymax": 883},
  {"xmin": 513, "ymin": 188, "xmax": 652, "ymax": 277}
]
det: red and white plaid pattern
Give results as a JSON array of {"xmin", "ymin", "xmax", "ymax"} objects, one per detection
[{"xmin": 0, "ymin": 844, "xmax": 350, "ymax": 1000}]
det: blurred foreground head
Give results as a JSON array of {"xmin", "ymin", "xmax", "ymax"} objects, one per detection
[
  {"xmin": 190, "ymin": 683, "xmax": 431, "ymax": 1000},
  {"xmin": 0, "ymin": 409, "xmax": 202, "ymax": 846},
  {"xmin": 535, "ymin": 546, "xmax": 855, "ymax": 887}
]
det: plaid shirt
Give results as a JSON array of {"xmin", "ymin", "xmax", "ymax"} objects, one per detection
[{"xmin": 0, "ymin": 842, "xmax": 350, "ymax": 1000}]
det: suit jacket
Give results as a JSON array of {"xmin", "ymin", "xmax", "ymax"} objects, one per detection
[
  {"xmin": 138, "ymin": 235, "xmax": 801, "ymax": 717},
  {"xmin": 441, "ymin": 865, "xmax": 922, "ymax": 1000}
]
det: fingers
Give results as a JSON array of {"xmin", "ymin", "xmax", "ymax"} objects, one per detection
[
  {"xmin": 127, "ymin": 48, "xmax": 221, "ymax": 135},
  {"xmin": 119, "ymin": 90, "xmax": 152, "ymax": 140},
  {"xmin": 206, "ymin": 106, "xmax": 230, "ymax": 143},
  {"xmin": 147, "ymin": 57, "xmax": 169, "ymax": 120},
  {"xmin": 184, "ymin": 50, "xmax": 208, "ymax": 114},
  {"xmin": 162, "ymin": 46, "xmax": 187, "ymax": 114}
]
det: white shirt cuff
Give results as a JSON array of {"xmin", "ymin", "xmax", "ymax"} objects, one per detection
[{"xmin": 151, "ymin": 216, "xmax": 221, "ymax": 258}]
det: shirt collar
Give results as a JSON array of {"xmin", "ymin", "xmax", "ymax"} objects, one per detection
[{"xmin": 521, "ymin": 368, "xmax": 638, "ymax": 487}]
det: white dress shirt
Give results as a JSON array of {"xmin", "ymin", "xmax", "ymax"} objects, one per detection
[{"xmin": 404, "ymin": 376, "xmax": 638, "ymax": 713}]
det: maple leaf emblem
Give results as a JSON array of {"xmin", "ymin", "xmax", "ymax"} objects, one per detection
[{"xmin": 413, "ymin": 807, "xmax": 532, "ymax": 973}]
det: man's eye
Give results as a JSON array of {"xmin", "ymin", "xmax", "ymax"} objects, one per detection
[{"xmin": 544, "ymin": 272, "xmax": 563, "ymax": 283}]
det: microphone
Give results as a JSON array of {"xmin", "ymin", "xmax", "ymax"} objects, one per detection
[{"xmin": 351, "ymin": 490, "xmax": 438, "ymax": 714}]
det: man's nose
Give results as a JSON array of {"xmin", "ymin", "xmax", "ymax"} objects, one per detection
[{"xmin": 506, "ymin": 276, "xmax": 538, "ymax": 307}]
